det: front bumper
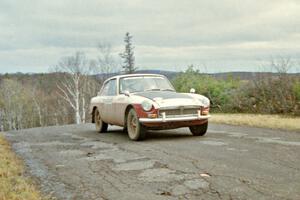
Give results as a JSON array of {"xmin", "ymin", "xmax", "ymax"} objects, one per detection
[{"xmin": 139, "ymin": 114, "xmax": 211, "ymax": 123}]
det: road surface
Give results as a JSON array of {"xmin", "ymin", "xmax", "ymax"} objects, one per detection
[{"xmin": 4, "ymin": 123, "xmax": 300, "ymax": 200}]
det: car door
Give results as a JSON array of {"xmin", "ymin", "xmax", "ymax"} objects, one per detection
[
  {"xmin": 112, "ymin": 93, "xmax": 129, "ymax": 126},
  {"xmin": 99, "ymin": 79, "xmax": 117, "ymax": 123}
]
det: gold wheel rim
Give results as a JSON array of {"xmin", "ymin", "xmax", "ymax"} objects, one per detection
[
  {"xmin": 128, "ymin": 112, "xmax": 138, "ymax": 139},
  {"xmin": 95, "ymin": 110, "xmax": 102, "ymax": 130}
]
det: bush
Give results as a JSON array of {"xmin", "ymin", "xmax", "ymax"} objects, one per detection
[
  {"xmin": 172, "ymin": 65, "xmax": 300, "ymax": 116},
  {"xmin": 172, "ymin": 66, "xmax": 240, "ymax": 112}
]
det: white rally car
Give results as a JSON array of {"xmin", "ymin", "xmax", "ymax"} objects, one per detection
[{"xmin": 90, "ymin": 74, "xmax": 211, "ymax": 141}]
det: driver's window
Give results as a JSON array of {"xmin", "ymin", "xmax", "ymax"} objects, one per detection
[{"xmin": 100, "ymin": 79, "xmax": 117, "ymax": 96}]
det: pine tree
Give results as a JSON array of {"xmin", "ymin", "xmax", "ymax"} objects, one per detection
[{"xmin": 120, "ymin": 32, "xmax": 137, "ymax": 74}]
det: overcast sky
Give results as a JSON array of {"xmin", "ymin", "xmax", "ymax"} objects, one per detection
[{"xmin": 0, "ymin": 0, "xmax": 299, "ymax": 73}]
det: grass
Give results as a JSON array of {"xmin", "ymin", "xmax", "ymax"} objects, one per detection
[
  {"xmin": 210, "ymin": 113, "xmax": 300, "ymax": 132},
  {"xmin": 0, "ymin": 133, "xmax": 43, "ymax": 200}
]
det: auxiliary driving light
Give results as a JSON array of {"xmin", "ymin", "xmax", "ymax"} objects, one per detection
[
  {"xmin": 201, "ymin": 107, "xmax": 210, "ymax": 115},
  {"xmin": 147, "ymin": 113, "xmax": 157, "ymax": 118}
]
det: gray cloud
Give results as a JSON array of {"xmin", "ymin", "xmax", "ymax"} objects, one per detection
[{"xmin": 0, "ymin": 0, "xmax": 299, "ymax": 73}]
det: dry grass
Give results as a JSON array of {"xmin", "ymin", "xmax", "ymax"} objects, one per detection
[
  {"xmin": 0, "ymin": 133, "xmax": 43, "ymax": 200},
  {"xmin": 210, "ymin": 113, "xmax": 300, "ymax": 132}
]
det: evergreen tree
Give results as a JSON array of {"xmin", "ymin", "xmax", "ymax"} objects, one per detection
[{"xmin": 120, "ymin": 32, "xmax": 136, "ymax": 74}]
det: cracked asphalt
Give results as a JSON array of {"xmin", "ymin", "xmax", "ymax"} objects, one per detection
[{"xmin": 4, "ymin": 123, "xmax": 300, "ymax": 200}]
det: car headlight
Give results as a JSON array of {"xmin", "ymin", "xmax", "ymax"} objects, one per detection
[
  {"xmin": 141, "ymin": 101, "xmax": 153, "ymax": 111},
  {"xmin": 202, "ymin": 97, "xmax": 210, "ymax": 106},
  {"xmin": 198, "ymin": 97, "xmax": 210, "ymax": 107}
]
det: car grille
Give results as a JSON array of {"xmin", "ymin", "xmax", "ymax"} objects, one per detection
[{"xmin": 159, "ymin": 107, "xmax": 199, "ymax": 117}]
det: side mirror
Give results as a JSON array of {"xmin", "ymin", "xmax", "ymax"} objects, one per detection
[
  {"xmin": 190, "ymin": 88, "xmax": 196, "ymax": 94},
  {"xmin": 123, "ymin": 90, "xmax": 130, "ymax": 97}
]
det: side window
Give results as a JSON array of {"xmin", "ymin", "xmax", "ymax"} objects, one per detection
[{"xmin": 100, "ymin": 79, "xmax": 117, "ymax": 96}]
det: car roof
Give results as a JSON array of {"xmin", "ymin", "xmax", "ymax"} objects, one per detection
[{"xmin": 106, "ymin": 73, "xmax": 165, "ymax": 81}]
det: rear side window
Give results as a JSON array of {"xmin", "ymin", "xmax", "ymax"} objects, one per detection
[{"xmin": 100, "ymin": 79, "xmax": 117, "ymax": 96}]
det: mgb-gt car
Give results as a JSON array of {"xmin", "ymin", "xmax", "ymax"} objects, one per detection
[{"xmin": 90, "ymin": 74, "xmax": 211, "ymax": 141}]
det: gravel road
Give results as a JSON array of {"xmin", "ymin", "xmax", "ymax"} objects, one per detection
[{"xmin": 4, "ymin": 123, "xmax": 300, "ymax": 200}]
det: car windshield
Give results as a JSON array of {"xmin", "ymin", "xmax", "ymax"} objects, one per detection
[{"xmin": 120, "ymin": 76, "xmax": 175, "ymax": 93}]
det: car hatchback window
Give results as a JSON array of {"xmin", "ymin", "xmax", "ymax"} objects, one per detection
[{"xmin": 101, "ymin": 79, "xmax": 117, "ymax": 96}]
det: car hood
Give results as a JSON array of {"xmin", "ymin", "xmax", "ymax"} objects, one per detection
[{"xmin": 133, "ymin": 91, "xmax": 203, "ymax": 108}]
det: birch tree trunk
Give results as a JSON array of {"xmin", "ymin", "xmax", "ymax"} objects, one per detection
[
  {"xmin": 31, "ymin": 91, "xmax": 43, "ymax": 127},
  {"xmin": 55, "ymin": 51, "xmax": 91, "ymax": 124},
  {"xmin": 75, "ymin": 84, "xmax": 81, "ymax": 124},
  {"xmin": 81, "ymin": 96, "xmax": 86, "ymax": 123},
  {"xmin": 0, "ymin": 110, "xmax": 3, "ymax": 131}
]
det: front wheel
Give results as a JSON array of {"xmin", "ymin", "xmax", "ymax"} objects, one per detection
[
  {"xmin": 127, "ymin": 108, "xmax": 146, "ymax": 141},
  {"xmin": 94, "ymin": 108, "xmax": 108, "ymax": 133},
  {"xmin": 189, "ymin": 122, "xmax": 208, "ymax": 136}
]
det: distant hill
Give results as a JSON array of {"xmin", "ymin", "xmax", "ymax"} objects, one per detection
[
  {"xmin": 95, "ymin": 70, "xmax": 299, "ymax": 81},
  {"xmin": 209, "ymin": 72, "xmax": 300, "ymax": 81},
  {"xmin": 1, "ymin": 70, "xmax": 299, "ymax": 82}
]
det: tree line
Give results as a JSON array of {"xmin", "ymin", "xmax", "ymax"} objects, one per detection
[
  {"xmin": 0, "ymin": 32, "xmax": 136, "ymax": 131},
  {"xmin": 172, "ymin": 58, "xmax": 300, "ymax": 116}
]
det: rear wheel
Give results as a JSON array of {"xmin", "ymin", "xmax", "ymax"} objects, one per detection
[
  {"xmin": 127, "ymin": 108, "xmax": 146, "ymax": 141},
  {"xmin": 94, "ymin": 108, "xmax": 108, "ymax": 133},
  {"xmin": 189, "ymin": 122, "xmax": 208, "ymax": 136}
]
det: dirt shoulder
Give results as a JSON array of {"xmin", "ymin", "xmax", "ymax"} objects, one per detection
[
  {"xmin": 210, "ymin": 113, "xmax": 300, "ymax": 132},
  {"xmin": 0, "ymin": 134, "xmax": 43, "ymax": 200}
]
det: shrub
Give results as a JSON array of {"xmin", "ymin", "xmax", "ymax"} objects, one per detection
[
  {"xmin": 172, "ymin": 66, "xmax": 240, "ymax": 112},
  {"xmin": 172, "ymin": 65, "xmax": 300, "ymax": 116}
]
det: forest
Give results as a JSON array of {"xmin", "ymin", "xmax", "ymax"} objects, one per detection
[{"xmin": 1, "ymin": 57, "xmax": 299, "ymax": 132}]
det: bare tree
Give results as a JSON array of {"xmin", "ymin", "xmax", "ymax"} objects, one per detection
[
  {"xmin": 120, "ymin": 32, "xmax": 136, "ymax": 74},
  {"xmin": 0, "ymin": 98, "xmax": 4, "ymax": 131},
  {"xmin": 92, "ymin": 42, "xmax": 119, "ymax": 83},
  {"xmin": 250, "ymin": 56, "xmax": 297, "ymax": 114},
  {"xmin": 270, "ymin": 56, "xmax": 293, "ymax": 74},
  {"xmin": 28, "ymin": 85, "xmax": 44, "ymax": 127},
  {"xmin": 0, "ymin": 79, "xmax": 29, "ymax": 130},
  {"xmin": 98, "ymin": 43, "xmax": 118, "ymax": 73},
  {"xmin": 55, "ymin": 51, "xmax": 91, "ymax": 124}
]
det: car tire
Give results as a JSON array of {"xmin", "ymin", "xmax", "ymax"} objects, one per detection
[
  {"xmin": 127, "ymin": 108, "xmax": 146, "ymax": 141},
  {"xmin": 122, "ymin": 127, "xmax": 128, "ymax": 133},
  {"xmin": 94, "ymin": 108, "xmax": 108, "ymax": 133},
  {"xmin": 189, "ymin": 122, "xmax": 208, "ymax": 136}
]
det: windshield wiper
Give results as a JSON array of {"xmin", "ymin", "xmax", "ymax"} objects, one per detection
[
  {"xmin": 145, "ymin": 88, "xmax": 161, "ymax": 91},
  {"xmin": 162, "ymin": 89, "xmax": 175, "ymax": 91}
]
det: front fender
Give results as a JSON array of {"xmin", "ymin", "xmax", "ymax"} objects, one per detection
[{"xmin": 185, "ymin": 93, "xmax": 210, "ymax": 107}]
